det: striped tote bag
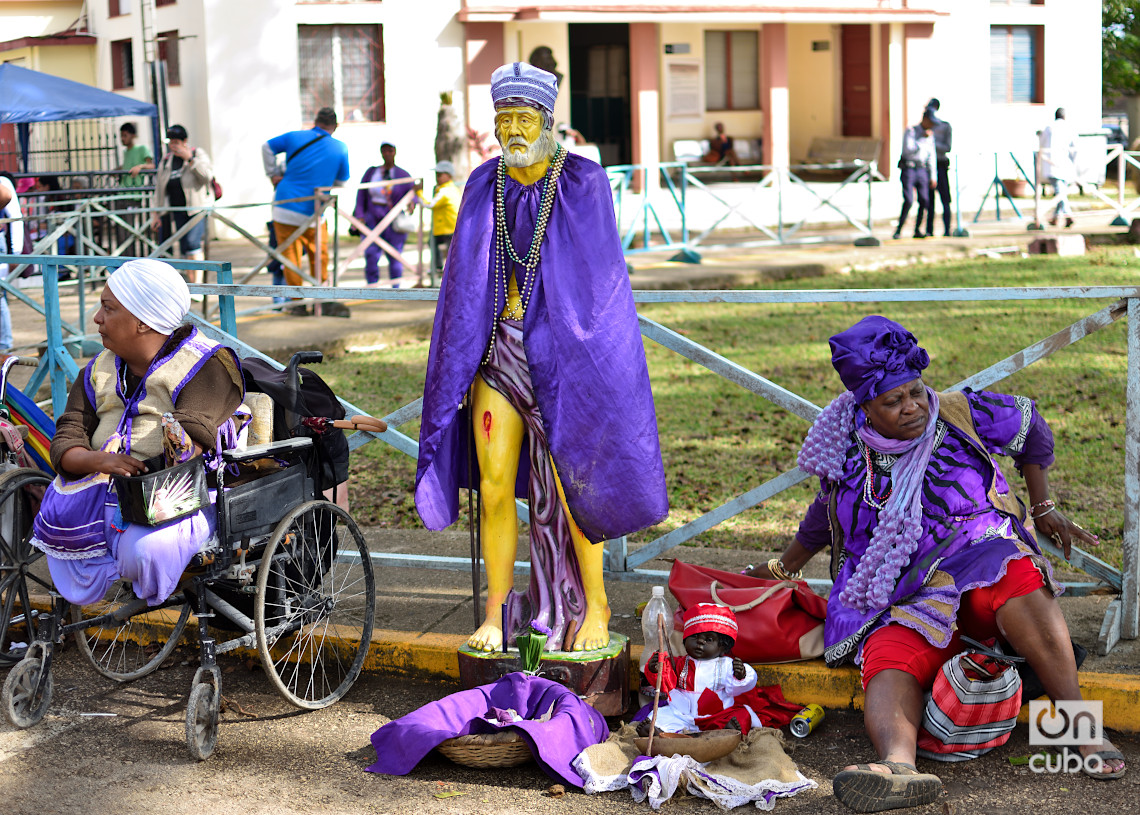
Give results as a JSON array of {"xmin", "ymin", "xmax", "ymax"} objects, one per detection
[{"xmin": 916, "ymin": 647, "xmax": 1023, "ymax": 762}]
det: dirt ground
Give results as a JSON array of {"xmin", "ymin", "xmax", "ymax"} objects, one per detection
[{"xmin": 1, "ymin": 639, "xmax": 1137, "ymax": 815}]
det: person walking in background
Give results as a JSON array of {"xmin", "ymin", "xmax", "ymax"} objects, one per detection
[
  {"xmin": 0, "ymin": 172, "xmax": 25, "ymax": 352},
  {"xmin": 262, "ymin": 106, "xmax": 351, "ymax": 316},
  {"xmin": 353, "ymin": 142, "xmax": 414, "ymax": 288},
  {"xmin": 151, "ymin": 125, "xmax": 214, "ymax": 298},
  {"xmin": 414, "ymin": 160, "xmax": 461, "ymax": 283},
  {"xmin": 1039, "ymin": 108, "xmax": 1078, "ymax": 228},
  {"xmin": 892, "ymin": 111, "xmax": 937, "ymax": 240},
  {"xmin": 118, "ymin": 122, "xmax": 154, "ymax": 188},
  {"xmin": 923, "ymin": 99, "xmax": 953, "ymax": 237}
]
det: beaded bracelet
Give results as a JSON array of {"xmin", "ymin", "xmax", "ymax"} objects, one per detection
[
  {"xmin": 768, "ymin": 557, "xmax": 803, "ymax": 581},
  {"xmin": 1030, "ymin": 505, "xmax": 1057, "ymax": 521},
  {"xmin": 1029, "ymin": 499, "xmax": 1055, "ymax": 515}
]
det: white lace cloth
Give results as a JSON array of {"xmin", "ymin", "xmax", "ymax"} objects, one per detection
[{"xmin": 573, "ymin": 750, "xmax": 816, "ymax": 811}]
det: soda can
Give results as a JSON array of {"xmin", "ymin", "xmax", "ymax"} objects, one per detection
[{"xmin": 789, "ymin": 704, "xmax": 825, "ymax": 738}]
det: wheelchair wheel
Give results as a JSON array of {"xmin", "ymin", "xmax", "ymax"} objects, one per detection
[
  {"xmin": 73, "ymin": 581, "xmax": 192, "ymax": 681},
  {"xmin": 0, "ymin": 468, "xmax": 52, "ymax": 667},
  {"xmin": 255, "ymin": 500, "xmax": 375, "ymax": 710},
  {"xmin": 185, "ymin": 682, "xmax": 220, "ymax": 760},
  {"xmin": 2, "ymin": 654, "xmax": 53, "ymax": 728}
]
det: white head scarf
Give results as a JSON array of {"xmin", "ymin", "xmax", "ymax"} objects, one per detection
[{"xmin": 106, "ymin": 259, "xmax": 191, "ymax": 336}]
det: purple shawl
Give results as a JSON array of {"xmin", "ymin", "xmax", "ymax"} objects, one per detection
[
  {"xmin": 414, "ymin": 153, "xmax": 668, "ymax": 542},
  {"xmin": 366, "ymin": 673, "xmax": 609, "ymax": 788}
]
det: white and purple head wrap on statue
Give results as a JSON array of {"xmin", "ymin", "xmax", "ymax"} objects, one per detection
[
  {"xmin": 491, "ymin": 62, "xmax": 560, "ymax": 129},
  {"xmin": 798, "ymin": 316, "xmax": 941, "ymax": 612},
  {"xmin": 107, "ymin": 259, "xmax": 191, "ymax": 336}
]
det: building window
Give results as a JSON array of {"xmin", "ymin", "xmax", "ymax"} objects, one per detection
[
  {"xmin": 158, "ymin": 30, "xmax": 180, "ymax": 86},
  {"xmin": 990, "ymin": 1, "xmax": 1043, "ymax": 5},
  {"xmin": 704, "ymin": 30, "xmax": 759, "ymax": 111},
  {"xmin": 155, "ymin": 0, "xmax": 176, "ymax": 6},
  {"xmin": 111, "ymin": 38, "xmax": 134, "ymax": 89},
  {"xmin": 298, "ymin": 25, "xmax": 384, "ymax": 123},
  {"xmin": 990, "ymin": 25, "xmax": 1043, "ymax": 103},
  {"xmin": 109, "ymin": 0, "xmax": 128, "ymax": 16}
]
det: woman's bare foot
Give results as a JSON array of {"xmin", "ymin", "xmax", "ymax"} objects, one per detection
[{"xmin": 1080, "ymin": 738, "xmax": 1126, "ymax": 777}]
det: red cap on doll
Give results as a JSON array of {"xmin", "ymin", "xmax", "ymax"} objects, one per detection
[{"xmin": 681, "ymin": 603, "xmax": 738, "ymax": 639}]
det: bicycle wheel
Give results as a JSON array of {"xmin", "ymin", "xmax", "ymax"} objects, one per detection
[
  {"xmin": 0, "ymin": 468, "xmax": 52, "ymax": 667},
  {"xmin": 255, "ymin": 501, "xmax": 375, "ymax": 709},
  {"xmin": 73, "ymin": 580, "xmax": 192, "ymax": 681}
]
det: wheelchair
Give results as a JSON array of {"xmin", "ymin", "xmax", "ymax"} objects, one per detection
[
  {"xmin": 0, "ymin": 351, "xmax": 377, "ymax": 761},
  {"xmin": 0, "ymin": 355, "xmax": 53, "ymax": 668}
]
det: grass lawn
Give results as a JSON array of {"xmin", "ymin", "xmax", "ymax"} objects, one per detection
[{"xmin": 321, "ymin": 245, "xmax": 1140, "ymax": 570}]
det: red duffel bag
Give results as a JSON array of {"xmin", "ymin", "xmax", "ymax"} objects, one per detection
[{"xmin": 667, "ymin": 561, "xmax": 827, "ymax": 663}]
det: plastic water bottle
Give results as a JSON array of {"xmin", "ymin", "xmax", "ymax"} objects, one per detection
[{"xmin": 638, "ymin": 586, "xmax": 674, "ymax": 708}]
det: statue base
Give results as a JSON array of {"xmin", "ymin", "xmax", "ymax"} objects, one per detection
[{"xmin": 457, "ymin": 632, "xmax": 629, "ymax": 716}]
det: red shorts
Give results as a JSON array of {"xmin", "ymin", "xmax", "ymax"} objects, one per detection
[{"xmin": 859, "ymin": 556, "xmax": 1046, "ymax": 690}]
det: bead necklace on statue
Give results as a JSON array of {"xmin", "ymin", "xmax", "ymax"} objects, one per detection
[{"xmin": 482, "ymin": 144, "xmax": 568, "ymax": 366}]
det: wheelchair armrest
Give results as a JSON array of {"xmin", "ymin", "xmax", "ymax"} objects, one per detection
[{"xmin": 221, "ymin": 436, "xmax": 313, "ymax": 463}]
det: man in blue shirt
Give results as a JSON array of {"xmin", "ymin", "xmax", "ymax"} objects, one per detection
[{"xmin": 261, "ymin": 107, "xmax": 350, "ymax": 316}]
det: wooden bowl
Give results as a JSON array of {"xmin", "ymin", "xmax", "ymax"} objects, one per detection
[{"xmin": 633, "ymin": 730, "xmax": 741, "ymax": 763}]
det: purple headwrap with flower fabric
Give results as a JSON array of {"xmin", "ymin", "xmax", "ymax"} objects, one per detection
[{"xmin": 829, "ymin": 315, "xmax": 930, "ymax": 405}]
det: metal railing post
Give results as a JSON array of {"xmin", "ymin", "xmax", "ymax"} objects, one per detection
[
  {"xmin": 952, "ymin": 153, "xmax": 969, "ymax": 237},
  {"xmin": 1114, "ymin": 144, "xmax": 1130, "ymax": 227},
  {"xmin": 854, "ymin": 162, "xmax": 881, "ymax": 247},
  {"xmin": 1028, "ymin": 150, "xmax": 1043, "ymax": 231},
  {"xmin": 1124, "ymin": 296, "xmax": 1140, "ymax": 640},
  {"xmin": 216, "ymin": 262, "xmax": 237, "ymax": 337}
]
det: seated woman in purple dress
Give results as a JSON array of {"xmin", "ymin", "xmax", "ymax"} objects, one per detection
[
  {"xmin": 745, "ymin": 315, "xmax": 1124, "ymax": 812},
  {"xmin": 31, "ymin": 259, "xmax": 243, "ymax": 608}
]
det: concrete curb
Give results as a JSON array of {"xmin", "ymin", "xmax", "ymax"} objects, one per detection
[{"xmin": 358, "ymin": 630, "xmax": 1140, "ymax": 733}]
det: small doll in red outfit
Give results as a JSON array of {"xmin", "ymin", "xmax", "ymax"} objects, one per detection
[{"xmin": 637, "ymin": 603, "xmax": 765, "ymax": 737}]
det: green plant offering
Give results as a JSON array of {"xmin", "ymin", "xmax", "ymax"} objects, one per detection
[{"xmin": 516, "ymin": 620, "xmax": 552, "ymax": 673}]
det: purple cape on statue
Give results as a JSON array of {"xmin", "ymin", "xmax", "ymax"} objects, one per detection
[
  {"xmin": 413, "ymin": 153, "xmax": 668, "ymax": 543},
  {"xmin": 366, "ymin": 673, "xmax": 609, "ymax": 788}
]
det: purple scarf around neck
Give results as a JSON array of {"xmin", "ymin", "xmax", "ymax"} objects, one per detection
[{"xmin": 799, "ymin": 388, "xmax": 941, "ymax": 611}]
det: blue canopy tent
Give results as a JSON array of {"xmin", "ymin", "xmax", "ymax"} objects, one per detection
[{"xmin": 0, "ymin": 63, "xmax": 158, "ymax": 172}]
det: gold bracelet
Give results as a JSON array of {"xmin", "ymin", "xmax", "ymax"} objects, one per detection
[{"xmin": 768, "ymin": 557, "xmax": 803, "ymax": 581}]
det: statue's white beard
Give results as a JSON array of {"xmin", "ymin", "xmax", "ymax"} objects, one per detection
[{"xmin": 500, "ymin": 130, "xmax": 557, "ymax": 168}]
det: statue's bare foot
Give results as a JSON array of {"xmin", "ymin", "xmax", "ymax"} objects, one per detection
[
  {"xmin": 571, "ymin": 605, "xmax": 611, "ymax": 651},
  {"xmin": 467, "ymin": 620, "xmax": 503, "ymax": 653}
]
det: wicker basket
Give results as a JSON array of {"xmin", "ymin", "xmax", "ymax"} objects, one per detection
[{"xmin": 436, "ymin": 731, "xmax": 533, "ymax": 768}]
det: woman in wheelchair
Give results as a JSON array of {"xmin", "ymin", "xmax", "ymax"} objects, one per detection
[{"xmin": 30, "ymin": 259, "xmax": 243, "ymax": 608}]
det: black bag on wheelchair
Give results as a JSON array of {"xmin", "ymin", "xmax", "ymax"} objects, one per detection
[{"xmin": 240, "ymin": 356, "xmax": 349, "ymax": 494}]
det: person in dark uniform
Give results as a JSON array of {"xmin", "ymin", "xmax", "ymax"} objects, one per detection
[
  {"xmin": 893, "ymin": 111, "xmax": 937, "ymax": 240},
  {"xmin": 921, "ymin": 99, "xmax": 953, "ymax": 237}
]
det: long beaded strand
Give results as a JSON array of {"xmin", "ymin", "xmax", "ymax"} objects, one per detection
[
  {"xmin": 861, "ymin": 444, "xmax": 892, "ymax": 510},
  {"xmin": 482, "ymin": 145, "xmax": 567, "ymax": 366}
]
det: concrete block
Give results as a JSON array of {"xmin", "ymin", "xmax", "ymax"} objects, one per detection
[{"xmin": 1027, "ymin": 235, "xmax": 1086, "ymax": 256}]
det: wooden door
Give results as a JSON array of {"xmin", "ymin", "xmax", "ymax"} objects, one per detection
[{"xmin": 841, "ymin": 25, "xmax": 872, "ymax": 138}]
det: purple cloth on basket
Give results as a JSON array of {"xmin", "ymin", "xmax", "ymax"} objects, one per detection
[
  {"xmin": 366, "ymin": 673, "xmax": 609, "ymax": 788},
  {"xmin": 413, "ymin": 153, "xmax": 668, "ymax": 545},
  {"xmin": 793, "ymin": 389, "xmax": 1060, "ymax": 667}
]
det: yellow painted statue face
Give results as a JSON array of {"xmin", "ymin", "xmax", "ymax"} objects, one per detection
[{"xmin": 494, "ymin": 106, "xmax": 544, "ymax": 155}]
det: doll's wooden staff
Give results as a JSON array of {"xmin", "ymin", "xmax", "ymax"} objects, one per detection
[{"xmin": 645, "ymin": 615, "xmax": 669, "ymax": 757}]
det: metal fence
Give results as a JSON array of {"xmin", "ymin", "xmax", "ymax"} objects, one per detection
[{"xmin": 7, "ymin": 253, "xmax": 1137, "ymax": 656}]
